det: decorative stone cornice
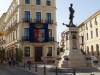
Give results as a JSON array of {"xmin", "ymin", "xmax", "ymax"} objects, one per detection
[{"xmin": 78, "ymin": 10, "xmax": 100, "ymax": 28}]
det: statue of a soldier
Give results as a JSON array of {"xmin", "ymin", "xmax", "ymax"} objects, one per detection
[{"xmin": 69, "ymin": 3, "xmax": 75, "ymax": 25}]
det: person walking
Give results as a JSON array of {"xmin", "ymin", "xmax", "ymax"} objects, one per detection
[
  {"xmin": 8, "ymin": 58, "xmax": 11, "ymax": 66},
  {"xmin": 13, "ymin": 57, "xmax": 16, "ymax": 66}
]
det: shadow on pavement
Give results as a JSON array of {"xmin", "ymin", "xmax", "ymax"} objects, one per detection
[{"xmin": 49, "ymin": 67, "xmax": 100, "ymax": 73}]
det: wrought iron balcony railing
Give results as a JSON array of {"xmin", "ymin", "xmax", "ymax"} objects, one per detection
[
  {"xmin": 23, "ymin": 18, "xmax": 32, "ymax": 23},
  {"xmin": 45, "ymin": 19, "xmax": 53, "ymax": 24},
  {"xmin": 34, "ymin": 19, "xmax": 43, "ymax": 23},
  {"xmin": 22, "ymin": 36, "xmax": 30, "ymax": 41}
]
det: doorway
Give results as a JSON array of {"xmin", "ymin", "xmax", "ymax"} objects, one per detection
[
  {"xmin": 35, "ymin": 47, "xmax": 42, "ymax": 62},
  {"xmin": 0, "ymin": 50, "xmax": 5, "ymax": 63}
]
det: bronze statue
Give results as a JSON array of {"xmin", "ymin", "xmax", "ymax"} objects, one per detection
[
  {"xmin": 63, "ymin": 3, "xmax": 76, "ymax": 27},
  {"xmin": 69, "ymin": 3, "xmax": 75, "ymax": 25}
]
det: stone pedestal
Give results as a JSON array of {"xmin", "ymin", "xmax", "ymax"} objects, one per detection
[
  {"xmin": 68, "ymin": 49, "xmax": 87, "ymax": 67},
  {"xmin": 58, "ymin": 27, "xmax": 87, "ymax": 68}
]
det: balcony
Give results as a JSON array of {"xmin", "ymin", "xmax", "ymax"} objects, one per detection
[
  {"xmin": 6, "ymin": 22, "xmax": 18, "ymax": 34},
  {"xmin": 49, "ymin": 37, "xmax": 55, "ymax": 41},
  {"xmin": 45, "ymin": 20, "xmax": 53, "ymax": 24},
  {"xmin": 34, "ymin": 19, "xmax": 43, "ymax": 23},
  {"xmin": 23, "ymin": 18, "xmax": 32, "ymax": 23},
  {"xmin": 22, "ymin": 36, "xmax": 30, "ymax": 41}
]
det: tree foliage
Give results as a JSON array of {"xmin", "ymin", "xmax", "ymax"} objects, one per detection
[
  {"xmin": 15, "ymin": 48, "xmax": 23, "ymax": 62},
  {"xmin": 57, "ymin": 47, "xmax": 64, "ymax": 55}
]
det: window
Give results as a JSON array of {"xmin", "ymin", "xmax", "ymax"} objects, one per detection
[
  {"xmin": 25, "ymin": 0, "xmax": 30, "ymax": 4},
  {"xmin": 87, "ymin": 33, "xmax": 88, "ymax": 40},
  {"xmin": 46, "ymin": 0, "xmax": 51, "ymax": 6},
  {"xmin": 90, "ymin": 21, "xmax": 92, "ymax": 27},
  {"xmin": 24, "ymin": 28, "xmax": 29, "ymax": 39},
  {"xmin": 24, "ymin": 46, "xmax": 30, "ymax": 57},
  {"xmin": 86, "ymin": 24, "xmax": 88, "ymax": 30},
  {"xmin": 16, "ymin": 14, "xmax": 17, "ymax": 21},
  {"xmin": 94, "ymin": 17, "xmax": 98, "ymax": 25},
  {"xmin": 96, "ymin": 28, "xmax": 98, "ymax": 37},
  {"xmin": 80, "ymin": 36, "xmax": 84, "ymax": 45},
  {"xmin": 36, "ymin": 12, "xmax": 41, "ymax": 21},
  {"xmin": 9, "ymin": 35, "xmax": 10, "ymax": 43},
  {"xmin": 9, "ymin": 35, "xmax": 11, "ymax": 42},
  {"xmin": 36, "ymin": 0, "xmax": 41, "ymax": 5},
  {"xmin": 49, "ymin": 29, "xmax": 52, "ymax": 40},
  {"xmin": 24, "ymin": 11, "xmax": 30, "ymax": 21},
  {"xmin": 91, "ymin": 31, "xmax": 93, "ymax": 39},
  {"xmin": 72, "ymin": 35, "xmax": 77, "ymax": 39},
  {"xmin": 91, "ymin": 45, "xmax": 94, "ymax": 56},
  {"xmin": 11, "ymin": 34, "xmax": 13, "ymax": 42},
  {"xmin": 16, "ymin": 30, "xmax": 17, "ymax": 39},
  {"xmin": 46, "ymin": 13, "xmax": 51, "ymax": 22},
  {"xmin": 47, "ymin": 47, "xmax": 52, "ymax": 56},
  {"xmin": 13, "ymin": 32, "xmax": 15, "ymax": 40},
  {"xmin": 96, "ymin": 44, "xmax": 99, "ymax": 56}
]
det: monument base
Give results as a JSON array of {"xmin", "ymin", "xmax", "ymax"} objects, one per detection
[
  {"xmin": 68, "ymin": 49, "xmax": 87, "ymax": 68},
  {"xmin": 57, "ymin": 49, "xmax": 87, "ymax": 68},
  {"xmin": 57, "ymin": 27, "xmax": 88, "ymax": 68}
]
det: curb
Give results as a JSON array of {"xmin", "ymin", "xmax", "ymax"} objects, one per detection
[{"xmin": 15, "ymin": 66, "xmax": 49, "ymax": 75}]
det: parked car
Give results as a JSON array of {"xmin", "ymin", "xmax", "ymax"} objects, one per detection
[{"xmin": 90, "ymin": 56, "xmax": 98, "ymax": 63}]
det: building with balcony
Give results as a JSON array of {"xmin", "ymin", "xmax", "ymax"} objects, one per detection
[
  {"xmin": 59, "ymin": 10, "xmax": 100, "ymax": 60},
  {"xmin": 0, "ymin": 0, "xmax": 57, "ymax": 63},
  {"xmin": 78, "ymin": 10, "xmax": 100, "ymax": 58}
]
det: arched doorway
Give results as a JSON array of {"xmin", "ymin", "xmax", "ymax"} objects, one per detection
[
  {"xmin": 91, "ymin": 45, "xmax": 94, "ymax": 56},
  {"xmin": 96, "ymin": 44, "xmax": 99, "ymax": 56}
]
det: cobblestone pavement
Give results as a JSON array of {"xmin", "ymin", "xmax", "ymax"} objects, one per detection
[
  {"xmin": 16, "ymin": 63, "xmax": 100, "ymax": 75},
  {"xmin": 0, "ymin": 63, "xmax": 37, "ymax": 75},
  {"xmin": 1, "ymin": 62, "xmax": 100, "ymax": 75}
]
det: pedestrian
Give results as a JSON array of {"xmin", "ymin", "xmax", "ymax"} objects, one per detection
[
  {"xmin": 11, "ymin": 57, "xmax": 13, "ymax": 65},
  {"xmin": 13, "ymin": 57, "xmax": 16, "ymax": 66},
  {"xmin": 8, "ymin": 58, "xmax": 11, "ymax": 66}
]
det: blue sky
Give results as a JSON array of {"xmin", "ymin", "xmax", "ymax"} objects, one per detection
[
  {"xmin": 56, "ymin": 0, "xmax": 100, "ymax": 41},
  {"xmin": 0, "ymin": 0, "xmax": 100, "ymax": 41}
]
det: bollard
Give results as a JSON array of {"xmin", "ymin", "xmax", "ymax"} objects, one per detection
[
  {"xmin": 24, "ymin": 62, "xmax": 25, "ymax": 69},
  {"xmin": 55, "ymin": 66, "xmax": 58, "ymax": 75},
  {"xmin": 73, "ymin": 69, "xmax": 76, "ymax": 75},
  {"xmin": 35, "ymin": 64, "xmax": 37, "ymax": 72},
  {"xmin": 17, "ymin": 62, "xmax": 19, "ymax": 67},
  {"xmin": 90, "ymin": 73, "xmax": 94, "ymax": 75},
  {"xmin": 44, "ymin": 65, "xmax": 46, "ymax": 74},
  {"xmin": 29, "ymin": 63, "xmax": 31, "ymax": 70},
  {"xmin": 27, "ymin": 61, "xmax": 31, "ymax": 70}
]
